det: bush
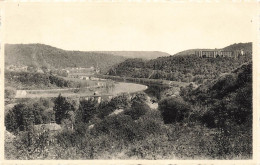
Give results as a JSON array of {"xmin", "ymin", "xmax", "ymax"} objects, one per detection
[
  {"xmin": 96, "ymin": 100, "xmax": 116, "ymax": 119},
  {"xmin": 131, "ymin": 92, "xmax": 147, "ymax": 103},
  {"xmin": 92, "ymin": 114, "xmax": 145, "ymax": 143},
  {"xmin": 124, "ymin": 101, "xmax": 150, "ymax": 120},
  {"xmin": 109, "ymin": 93, "xmax": 131, "ymax": 109},
  {"xmin": 158, "ymin": 96, "xmax": 190, "ymax": 124}
]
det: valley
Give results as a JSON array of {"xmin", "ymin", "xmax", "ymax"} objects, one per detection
[{"xmin": 4, "ymin": 42, "xmax": 253, "ymax": 160}]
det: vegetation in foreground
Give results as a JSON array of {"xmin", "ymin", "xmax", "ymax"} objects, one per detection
[
  {"xmin": 5, "ymin": 62, "xmax": 252, "ymax": 159},
  {"xmin": 4, "ymin": 42, "xmax": 252, "ymax": 159}
]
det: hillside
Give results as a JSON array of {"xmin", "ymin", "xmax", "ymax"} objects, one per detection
[
  {"xmin": 107, "ymin": 42, "xmax": 252, "ymax": 84},
  {"xmin": 172, "ymin": 42, "xmax": 252, "ymax": 56},
  {"xmin": 5, "ymin": 44, "xmax": 170, "ymax": 73},
  {"xmin": 223, "ymin": 42, "xmax": 252, "ymax": 52},
  {"xmin": 181, "ymin": 61, "xmax": 252, "ymax": 107},
  {"xmin": 93, "ymin": 51, "xmax": 171, "ymax": 60},
  {"xmin": 178, "ymin": 61, "xmax": 252, "ymax": 156},
  {"xmin": 5, "ymin": 44, "xmax": 127, "ymax": 73}
]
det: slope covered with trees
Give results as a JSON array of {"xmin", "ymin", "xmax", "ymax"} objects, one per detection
[
  {"xmin": 5, "ymin": 44, "xmax": 127, "ymax": 73},
  {"xmin": 177, "ymin": 62, "xmax": 252, "ymax": 156},
  {"xmin": 107, "ymin": 43, "xmax": 252, "ymax": 84}
]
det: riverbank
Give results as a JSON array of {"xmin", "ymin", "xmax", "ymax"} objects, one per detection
[
  {"xmin": 14, "ymin": 82, "xmax": 147, "ymax": 99},
  {"xmin": 96, "ymin": 74, "xmax": 189, "ymax": 87}
]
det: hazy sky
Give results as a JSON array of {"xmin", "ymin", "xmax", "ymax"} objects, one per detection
[{"xmin": 3, "ymin": 2, "xmax": 257, "ymax": 55}]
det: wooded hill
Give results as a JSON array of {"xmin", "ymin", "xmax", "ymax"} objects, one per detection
[
  {"xmin": 5, "ymin": 44, "xmax": 127, "ymax": 73},
  {"xmin": 5, "ymin": 44, "xmax": 170, "ymax": 73},
  {"xmin": 174, "ymin": 42, "xmax": 252, "ymax": 56},
  {"xmin": 107, "ymin": 43, "xmax": 252, "ymax": 84}
]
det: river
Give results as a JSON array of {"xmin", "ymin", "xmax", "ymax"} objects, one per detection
[{"xmin": 15, "ymin": 81, "xmax": 148, "ymax": 98}]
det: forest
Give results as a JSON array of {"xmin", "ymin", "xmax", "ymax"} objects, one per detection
[{"xmin": 108, "ymin": 43, "xmax": 252, "ymax": 84}]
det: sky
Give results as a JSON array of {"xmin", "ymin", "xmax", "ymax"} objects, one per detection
[{"xmin": 3, "ymin": 2, "xmax": 258, "ymax": 55}]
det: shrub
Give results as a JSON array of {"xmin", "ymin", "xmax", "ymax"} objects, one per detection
[
  {"xmin": 109, "ymin": 93, "xmax": 131, "ymax": 109},
  {"xmin": 96, "ymin": 100, "xmax": 116, "ymax": 119},
  {"xmin": 158, "ymin": 96, "xmax": 190, "ymax": 124},
  {"xmin": 124, "ymin": 101, "xmax": 150, "ymax": 120},
  {"xmin": 92, "ymin": 114, "xmax": 145, "ymax": 143},
  {"xmin": 131, "ymin": 92, "xmax": 147, "ymax": 103}
]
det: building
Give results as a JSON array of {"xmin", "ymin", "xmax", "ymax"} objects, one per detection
[{"xmin": 195, "ymin": 49, "xmax": 244, "ymax": 58}]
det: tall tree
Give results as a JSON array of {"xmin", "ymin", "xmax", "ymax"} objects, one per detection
[
  {"xmin": 77, "ymin": 98, "xmax": 98, "ymax": 123},
  {"xmin": 53, "ymin": 94, "xmax": 73, "ymax": 124},
  {"xmin": 5, "ymin": 103, "xmax": 35, "ymax": 132}
]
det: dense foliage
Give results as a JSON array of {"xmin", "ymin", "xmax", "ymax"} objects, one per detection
[
  {"xmin": 180, "ymin": 62, "xmax": 252, "ymax": 127},
  {"xmin": 124, "ymin": 93, "xmax": 150, "ymax": 120},
  {"xmin": 5, "ymin": 71, "xmax": 73, "ymax": 89},
  {"xmin": 177, "ymin": 62, "xmax": 253, "ymax": 156},
  {"xmin": 53, "ymin": 94, "xmax": 75, "ymax": 124},
  {"xmin": 5, "ymin": 98, "xmax": 54, "ymax": 133},
  {"xmin": 158, "ymin": 97, "xmax": 190, "ymax": 124},
  {"xmin": 108, "ymin": 43, "xmax": 252, "ymax": 84}
]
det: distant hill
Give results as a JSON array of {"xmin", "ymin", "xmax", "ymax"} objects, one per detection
[
  {"xmin": 172, "ymin": 42, "xmax": 252, "ymax": 56},
  {"xmin": 222, "ymin": 42, "xmax": 252, "ymax": 53},
  {"xmin": 5, "ymin": 44, "xmax": 127, "ymax": 73},
  {"xmin": 5, "ymin": 44, "xmax": 170, "ymax": 74},
  {"xmin": 93, "ymin": 51, "xmax": 171, "ymax": 60},
  {"xmin": 107, "ymin": 42, "xmax": 252, "ymax": 84}
]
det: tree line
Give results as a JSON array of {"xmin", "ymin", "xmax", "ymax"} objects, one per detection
[{"xmin": 108, "ymin": 49, "xmax": 251, "ymax": 84}]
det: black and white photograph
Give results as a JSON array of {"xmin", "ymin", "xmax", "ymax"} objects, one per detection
[{"xmin": 1, "ymin": 1, "xmax": 258, "ymax": 161}]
